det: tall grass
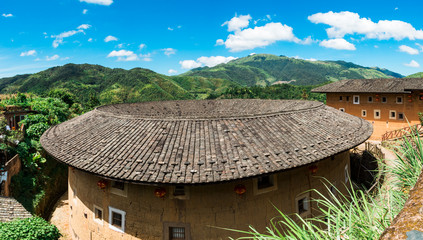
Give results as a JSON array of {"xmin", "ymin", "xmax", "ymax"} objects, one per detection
[{"xmin": 229, "ymin": 133, "xmax": 423, "ymax": 239}]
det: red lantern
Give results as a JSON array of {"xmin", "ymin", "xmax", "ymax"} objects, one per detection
[
  {"xmin": 309, "ymin": 165, "xmax": 318, "ymax": 174},
  {"xmin": 154, "ymin": 188, "xmax": 166, "ymax": 198},
  {"xmin": 234, "ymin": 184, "xmax": 246, "ymax": 195},
  {"xmin": 97, "ymin": 179, "xmax": 108, "ymax": 189}
]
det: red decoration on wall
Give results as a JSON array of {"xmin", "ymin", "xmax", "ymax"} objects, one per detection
[
  {"xmin": 154, "ymin": 188, "xmax": 166, "ymax": 198},
  {"xmin": 408, "ymin": 99, "xmax": 413, "ymax": 102},
  {"xmin": 309, "ymin": 165, "xmax": 318, "ymax": 174},
  {"xmin": 234, "ymin": 184, "xmax": 246, "ymax": 195},
  {"xmin": 97, "ymin": 179, "xmax": 108, "ymax": 189}
]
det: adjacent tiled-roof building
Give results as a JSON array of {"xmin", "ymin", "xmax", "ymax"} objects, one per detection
[
  {"xmin": 0, "ymin": 196, "xmax": 32, "ymax": 222},
  {"xmin": 312, "ymin": 78, "xmax": 423, "ymax": 140},
  {"xmin": 311, "ymin": 78, "xmax": 423, "ymax": 93}
]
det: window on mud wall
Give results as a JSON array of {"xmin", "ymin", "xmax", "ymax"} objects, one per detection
[
  {"xmin": 398, "ymin": 113, "xmax": 404, "ymax": 120},
  {"xmin": 339, "ymin": 108, "xmax": 345, "ymax": 112},
  {"xmin": 362, "ymin": 110, "xmax": 367, "ymax": 117},
  {"xmin": 353, "ymin": 95, "xmax": 360, "ymax": 104},
  {"xmin": 254, "ymin": 175, "xmax": 278, "ymax": 195},
  {"xmin": 374, "ymin": 110, "xmax": 381, "ymax": 119},
  {"xmin": 110, "ymin": 181, "xmax": 128, "ymax": 197},
  {"xmin": 108, "ymin": 207, "xmax": 126, "ymax": 233},
  {"xmin": 295, "ymin": 193, "xmax": 311, "ymax": 217},
  {"xmin": 93, "ymin": 205, "xmax": 103, "ymax": 225},
  {"xmin": 164, "ymin": 222, "xmax": 191, "ymax": 240}
]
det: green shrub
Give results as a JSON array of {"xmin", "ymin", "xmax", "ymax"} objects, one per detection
[{"xmin": 0, "ymin": 216, "xmax": 61, "ymax": 240}]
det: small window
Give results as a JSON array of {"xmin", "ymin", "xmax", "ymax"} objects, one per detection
[
  {"xmin": 374, "ymin": 110, "xmax": 381, "ymax": 119},
  {"xmin": 164, "ymin": 223, "xmax": 191, "ymax": 240},
  {"xmin": 398, "ymin": 113, "xmax": 404, "ymax": 120},
  {"xmin": 361, "ymin": 110, "xmax": 367, "ymax": 117},
  {"xmin": 346, "ymin": 96, "xmax": 350, "ymax": 101},
  {"xmin": 368, "ymin": 96, "xmax": 373, "ymax": 103},
  {"xmin": 344, "ymin": 164, "xmax": 349, "ymax": 183},
  {"xmin": 389, "ymin": 110, "xmax": 396, "ymax": 120},
  {"xmin": 353, "ymin": 95, "xmax": 360, "ymax": 104},
  {"xmin": 382, "ymin": 96, "xmax": 387, "ymax": 103},
  {"xmin": 295, "ymin": 193, "xmax": 310, "ymax": 216},
  {"xmin": 339, "ymin": 96, "xmax": 343, "ymax": 101},
  {"xmin": 339, "ymin": 108, "xmax": 345, "ymax": 112},
  {"xmin": 254, "ymin": 175, "xmax": 277, "ymax": 195},
  {"xmin": 396, "ymin": 96, "xmax": 403, "ymax": 104},
  {"xmin": 93, "ymin": 205, "xmax": 103, "ymax": 224},
  {"xmin": 112, "ymin": 181, "xmax": 125, "ymax": 190},
  {"xmin": 110, "ymin": 181, "xmax": 128, "ymax": 197},
  {"xmin": 108, "ymin": 207, "xmax": 126, "ymax": 233},
  {"xmin": 258, "ymin": 175, "xmax": 273, "ymax": 189},
  {"xmin": 171, "ymin": 186, "xmax": 190, "ymax": 200},
  {"xmin": 170, "ymin": 227, "xmax": 185, "ymax": 240}
]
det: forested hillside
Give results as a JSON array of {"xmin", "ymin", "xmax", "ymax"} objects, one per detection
[
  {"xmin": 0, "ymin": 64, "xmax": 237, "ymax": 106},
  {"xmin": 183, "ymin": 54, "xmax": 403, "ymax": 86}
]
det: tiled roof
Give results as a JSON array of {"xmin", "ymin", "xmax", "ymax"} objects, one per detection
[
  {"xmin": 40, "ymin": 99, "xmax": 372, "ymax": 185},
  {"xmin": 311, "ymin": 78, "xmax": 423, "ymax": 93},
  {"xmin": 0, "ymin": 197, "xmax": 32, "ymax": 222}
]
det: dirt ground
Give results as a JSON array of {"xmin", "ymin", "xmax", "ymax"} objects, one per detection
[{"xmin": 49, "ymin": 191, "xmax": 71, "ymax": 240}]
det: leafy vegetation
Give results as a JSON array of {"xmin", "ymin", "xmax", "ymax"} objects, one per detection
[
  {"xmin": 183, "ymin": 54, "xmax": 402, "ymax": 86},
  {"xmin": 209, "ymin": 84, "xmax": 326, "ymax": 102},
  {"xmin": 0, "ymin": 93, "xmax": 80, "ymax": 213},
  {"xmin": 229, "ymin": 132, "xmax": 423, "ymax": 239},
  {"xmin": 0, "ymin": 216, "xmax": 61, "ymax": 240},
  {"xmin": 406, "ymin": 72, "xmax": 423, "ymax": 78}
]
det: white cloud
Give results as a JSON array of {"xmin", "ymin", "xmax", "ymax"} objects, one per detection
[
  {"xmin": 80, "ymin": 0, "xmax": 113, "ymax": 6},
  {"xmin": 104, "ymin": 35, "xmax": 118, "ymax": 42},
  {"xmin": 162, "ymin": 48, "xmax": 176, "ymax": 56},
  {"xmin": 222, "ymin": 14, "xmax": 252, "ymax": 32},
  {"xmin": 299, "ymin": 36, "xmax": 315, "ymax": 45},
  {"xmin": 168, "ymin": 69, "xmax": 177, "ymax": 75},
  {"xmin": 197, "ymin": 56, "xmax": 237, "ymax": 67},
  {"xmin": 179, "ymin": 56, "xmax": 237, "ymax": 69},
  {"xmin": 46, "ymin": 55, "xmax": 60, "ymax": 61},
  {"xmin": 107, "ymin": 50, "xmax": 139, "ymax": 61},
  {"xmin": 2, "ymin": 13, "xmax": 13, "ymax": 18},
  {"xmin": 83, "ymin": 9, "xmax": 88, "ymax": 14},
  {"xmin": 319, "ymin": 38, "xmax": 356, "ymax": 50},
  {"xmin": 77, "ymin": 24, "xmax": 91, "ymax": 30},
  {"xmin": 117, "ymin": 43, "xmax": 124, "ymax": 48},
  {"xmin": 399, "ymin": 45, "xmax": 419, "ymax": 55},
  {"xmin": 139, "ymin": 43, "xmax": 146, "ymax": 49},
  {"xmin": 61, "ymin": 57, "xmax": 70, "ymax": 60},
  {"xmin": 215, "ymin": 39, "xmax": 224, "ymax": 46},
  {"xmin": 415, "ymin": 43, "xmax": 423, "ymax": 51},
  {"xmin": 88, "ymin": 38, "xmax": 93, "ymax": 42},
  {"xmin": 139, "ymin": 53, "xmax": 152, "ymax": 61},
  {"xmin": 52, "ymin": 29, "xmax": 84, "ymax": 48},
  {"xmin": 179, "ymin": 60, "xmax": 202, "ymax": 69},
  {"xmin": 168, "ymin": 27, "xmax": 174, "ymax": 31},
  {"xmin": 404, "ymin": 60, "xmax": 420, "ymax": 68},
  {"xmin": 308, "ymin": 11, "xmax": 423, "ymax": 40},
  {"xmin": 20, "ymin": 50, "xmax": 37, "ymax": 57},
  {"xmin": 223, "ymin": 22, "xmax": 300, "ymax": 52}
]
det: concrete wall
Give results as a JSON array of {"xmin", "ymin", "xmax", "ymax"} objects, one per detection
[
  {"xmin": 68, "ymin": 151, "xmax": 350, "ymax": 240},
  {"xmin": 326, "ymin": 92, "xmax": 423, "ymax": 139}
]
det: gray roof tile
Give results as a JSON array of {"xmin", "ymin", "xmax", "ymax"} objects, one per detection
[{"xmin": 41, "ymin": 99, "xmax": 372, "ymax": 184}]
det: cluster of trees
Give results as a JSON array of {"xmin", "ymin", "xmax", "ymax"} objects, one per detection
[{"xmin": 208, "ymin": 84, "xmax": 326, "ymax": 102}]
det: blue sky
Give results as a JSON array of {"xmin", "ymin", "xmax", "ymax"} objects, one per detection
[{"xmin": 2, "ymin": 0, "xmax": 423, "ymax": 78}]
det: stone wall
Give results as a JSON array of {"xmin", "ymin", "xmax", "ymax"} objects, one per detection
[{"xmin": 68, "ymin": 151, "xmax": 350, "ymax": 240}]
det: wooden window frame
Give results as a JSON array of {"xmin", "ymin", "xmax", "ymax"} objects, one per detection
[
  {"xmin": 398, "ymin": 112, "xmax": 404, "ymax": 120},
  {"xmin": 353, "ymin": 95, "xmax": 360, "ymax": 104},
  {"xmin": 374, "ymin": 109, "xmax": 381, "ymax": 119},
  {"xmin": 396, "ymin": 96, "xmax": 403, "ymax": 104},
  {"xmin": 110, "ymin": 181, "xmax": 128, "ymax": 197},
  {"xmin": 389, "ymin": 110, "xmax": 396, "ymax": 120},
  {"xmin": 368, "ymin": 96, "xmax": 373, "ymax": 103},
  {"xmin": 108, "ymin": 206, "xmax": 126, "ymax": 233},
  {"xmin": 339, "ymin": 108, "xmax": 345, "ymax": 112},
  {"xmin": 295, "ymin": 193, "xmax": 311, "ymax": 217},
  {"xmin": 361, "ymin": 110, "xmax": 367, "ymax": 117},
  {"xmin": 93, "ymin": 204, "xmax": 103, "ymax": 225},
  {"xmin": 253, "ymin": 175, "xmax": 277, "ymax": 195},
  {"xmin": 163, "ymin": 222, "xmax": 191, "ymax": 240},
  {"xmin": 382, "ymin": 96, "xmax": 387, "ymax": 103}
]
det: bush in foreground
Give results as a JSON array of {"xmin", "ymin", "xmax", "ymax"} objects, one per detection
[{"xmin": 0, "ymin": 216, "xmax": 61, "ymax": 240}]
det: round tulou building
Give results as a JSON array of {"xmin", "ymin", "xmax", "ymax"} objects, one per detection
[{"xmin": 40, "ymin": 99, "xmax": 372, "ymax": 240}]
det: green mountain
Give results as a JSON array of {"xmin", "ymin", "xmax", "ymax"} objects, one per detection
[
  {"xmin": 182, "ymin": 54, "xmax": 403, "ymax": 86},
  {"xmin": 0, "ymin": 64, "xmax": 237, "ymax": 104},
  {"xmin": 406, "ymin": 72, "xmax": 423, "ymax": 78}
]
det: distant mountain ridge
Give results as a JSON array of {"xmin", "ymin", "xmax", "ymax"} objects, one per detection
[
  {"xmin": 182, "ymin": 54, "xmax": 403, "ymax": 86},
  {"xmin": 0, "ymin": 64, "xmax": 236, "ymax": 104}
]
